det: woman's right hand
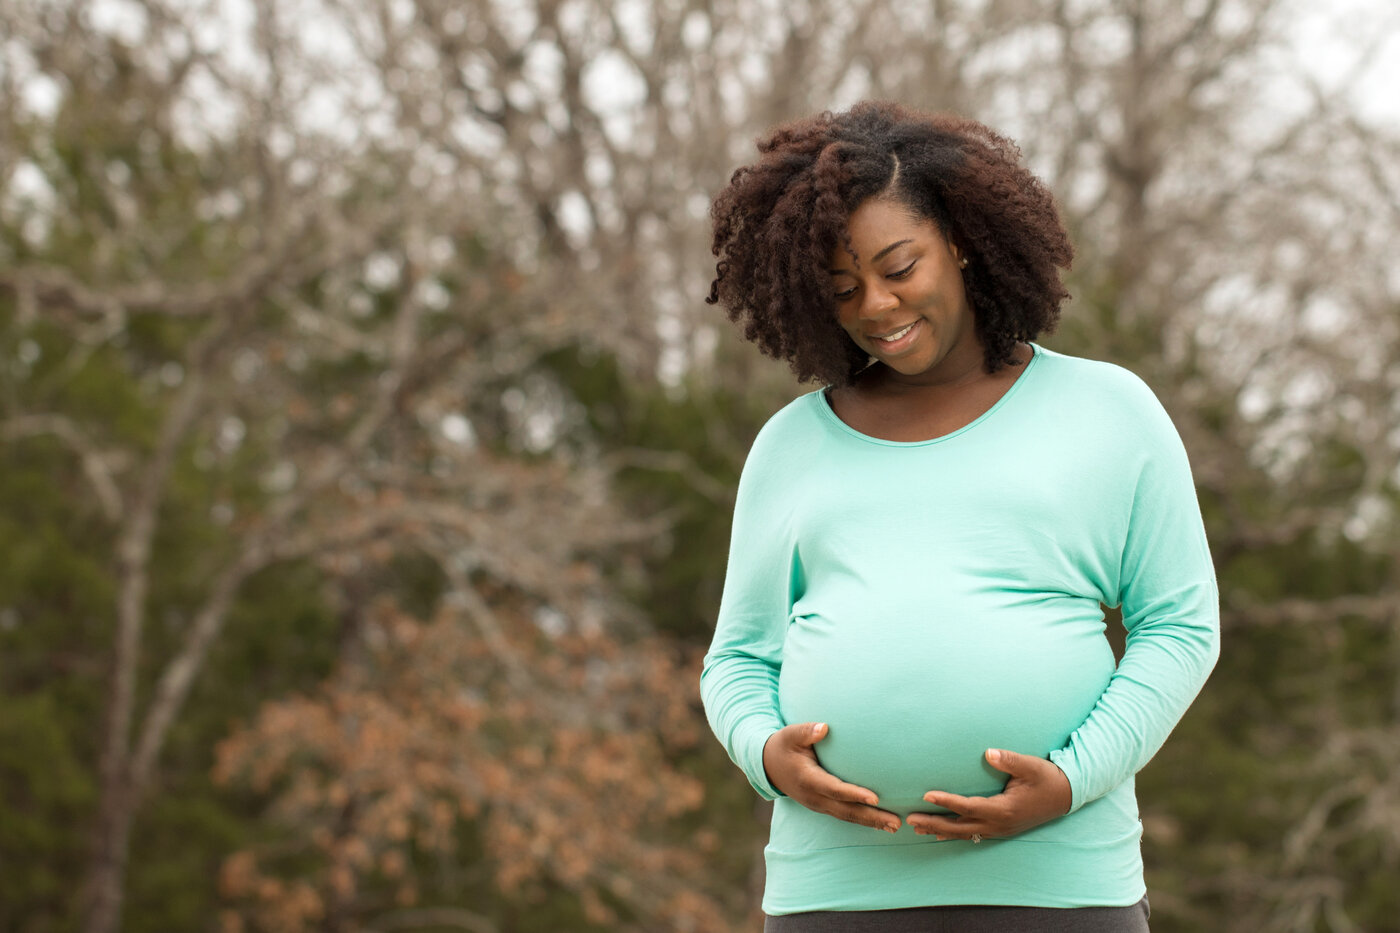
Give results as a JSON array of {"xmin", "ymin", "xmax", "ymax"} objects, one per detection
[{"xmin": 763, "ymin": 722, "xmax": 901, "ymax": 833}]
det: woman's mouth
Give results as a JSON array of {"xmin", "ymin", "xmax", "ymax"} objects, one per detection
[{"xmin": 870, "ymin": 320, "xmax": 920, "ymax": 351}]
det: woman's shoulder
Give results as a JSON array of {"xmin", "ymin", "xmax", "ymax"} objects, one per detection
[
  {"xmin": 1032, "ymin": 344, "xmax": 1149, "ymax": 390},
  {"xmin": 1032, "ymin": 345, "xmax": 1165, "ymax": 409},
  {"xmin": 730, "ymin": 392, "xmax": 832, "ymax": 507},
  {"xmin": 1030, "ymin": 345, "xmax": 1182, "ymax": 445},
  {"xmin": 750, "ymin": 389, "xmax": 828, "ymax": 437},
  {"xmin": 740, "ymin": 390, "xmax": 828, "ymax": 464}
]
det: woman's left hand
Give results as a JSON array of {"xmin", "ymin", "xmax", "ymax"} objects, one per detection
[{"xmin": 906, "ymin": 748, "xmax": 1072, "ymax": 840}]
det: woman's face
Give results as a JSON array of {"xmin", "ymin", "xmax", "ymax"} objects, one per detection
[{"xmin": 827, "ymin": 197, "xmax": 981, "ymax": 384}]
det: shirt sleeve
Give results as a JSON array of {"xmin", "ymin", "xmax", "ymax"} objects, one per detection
[
  {"xmin": 699, "ymin": 423, "xmax": 804, "ymax": 800},
  {"xmin": 1049, "ymin": 382, "xmax": 1221, "ymax": 811}
]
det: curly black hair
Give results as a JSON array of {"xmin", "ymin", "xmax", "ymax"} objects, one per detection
[{"xmin": 707, "ymin": 101, "xmax": 1073, "ymax": 386}]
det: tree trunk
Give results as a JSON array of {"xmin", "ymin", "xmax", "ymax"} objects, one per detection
[
  {"xmin": 82, "ymin": 775, "xmax": 137, "ymax": 933},
  {"xmin": 79, "ymin": 357, "xmax": 213, "ymax": 933},
  {"xmin": 81, "ymin": 508, "xmax": 154, "ymax": 933}
]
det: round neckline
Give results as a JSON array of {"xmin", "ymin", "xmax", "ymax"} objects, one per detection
[{"xmin": 815, "ymin": 343, "xmax": 1043, "ymax": 447}]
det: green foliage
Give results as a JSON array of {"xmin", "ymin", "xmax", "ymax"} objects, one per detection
[
  {"xmin": 542, "ymin": 343, "xmax": 778, "ymax": 642},
  {"xmin": 125, "ymin": 774, "xmax": 248, "ymax": 932},
  {"xmin": 1, "ymin": 308, "xmax": 344, "ymax": 932},
  {"xmin": 0, "ymin": 694, "xmax": 93, "ymax": 933},
  {"xmin": 0, "ymin": 435, "xmax": 344, "ymax": 932}
]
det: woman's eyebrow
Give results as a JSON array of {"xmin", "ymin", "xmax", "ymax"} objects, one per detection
[
  {"xmin": 871, "ymin": 238, "xmax": 913, "ymax": 262},
  {"xmin": 830, "ymin": 238, "xmax": 914, "ymax": 274}
]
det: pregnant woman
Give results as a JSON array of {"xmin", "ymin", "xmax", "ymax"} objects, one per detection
[{"xmin": 700, "ymin": 102, "xmax": 1220, "ymax": 932}]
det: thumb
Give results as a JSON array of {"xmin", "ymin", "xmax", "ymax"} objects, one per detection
[
  {"xmin": 984, "ymin": 748, "xmax": 1038, "ymax": 775},
  {"xmin": 795, "ymin": 722, "xmax": 829, "ymax": 747}
]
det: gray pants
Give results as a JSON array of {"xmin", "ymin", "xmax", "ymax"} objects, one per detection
[{"xmin": 764, "ymin": 897, "xmax": 1150, "ymax": 933}]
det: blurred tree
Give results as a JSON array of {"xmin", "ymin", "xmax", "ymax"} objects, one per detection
[
  {"xmin": 3, "ymin": 0, "xmax": 1398, "ymax": 930},
  {"xmin": 213, "ymin": 597, "xmax": 719, "ymax": 932},
  {"xmin": 0, "ymin": 1, "xmax": 689, "ymax": 930}
]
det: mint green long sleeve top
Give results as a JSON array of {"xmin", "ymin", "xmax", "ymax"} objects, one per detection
[{"xmin": 700, "ymin": 345, "xmax": 1220, "ymax": 915}]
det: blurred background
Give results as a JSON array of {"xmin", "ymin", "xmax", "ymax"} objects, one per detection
[{"xmin": 2, "ymin": 0, "xmax": 1398, "ymax": 930}]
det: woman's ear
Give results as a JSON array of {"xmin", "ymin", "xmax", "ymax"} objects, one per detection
[{"xmin": 945, "ymin": 235, "xmax": 968, "ymax": 269}]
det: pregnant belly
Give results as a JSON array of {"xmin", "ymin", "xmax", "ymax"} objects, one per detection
[{"xmin": 778, "ymin": 607, "xmax": 1114, "ymax": 815}]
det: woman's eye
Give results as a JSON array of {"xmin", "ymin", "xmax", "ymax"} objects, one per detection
[
  {"xmin": 889, "ymin": 261, "xmax": 916, "ymax": 278},
  {"xmin": 835, "ymin": 286, "xmax": 857, "ymax": 300}
]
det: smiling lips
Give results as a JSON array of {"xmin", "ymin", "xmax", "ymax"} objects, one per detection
[{"xmin": 870, "ymin": 319, "xmax": 921, "ymax": 350}]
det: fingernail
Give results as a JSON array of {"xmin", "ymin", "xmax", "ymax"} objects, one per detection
[
  {"xmin": 987, "ymin": 749, "xmax": 1001, "ymax": 763},
  {"xmin": 885, "ymin": 824, "xmax": 899, "ymax": 834},
  {"xmin": 814, "ymin": 722, "xmax": 827, "ymax": 736}
]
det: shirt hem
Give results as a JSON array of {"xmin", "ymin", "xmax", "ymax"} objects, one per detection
[{"xmin": 761, "ymin": 834, "xmax": 1146, "ymax": 915}]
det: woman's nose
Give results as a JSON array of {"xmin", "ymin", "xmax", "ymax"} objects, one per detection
[{"xmin": 859, "ymin": 281, "xmax": 897, "ymax": 319}]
